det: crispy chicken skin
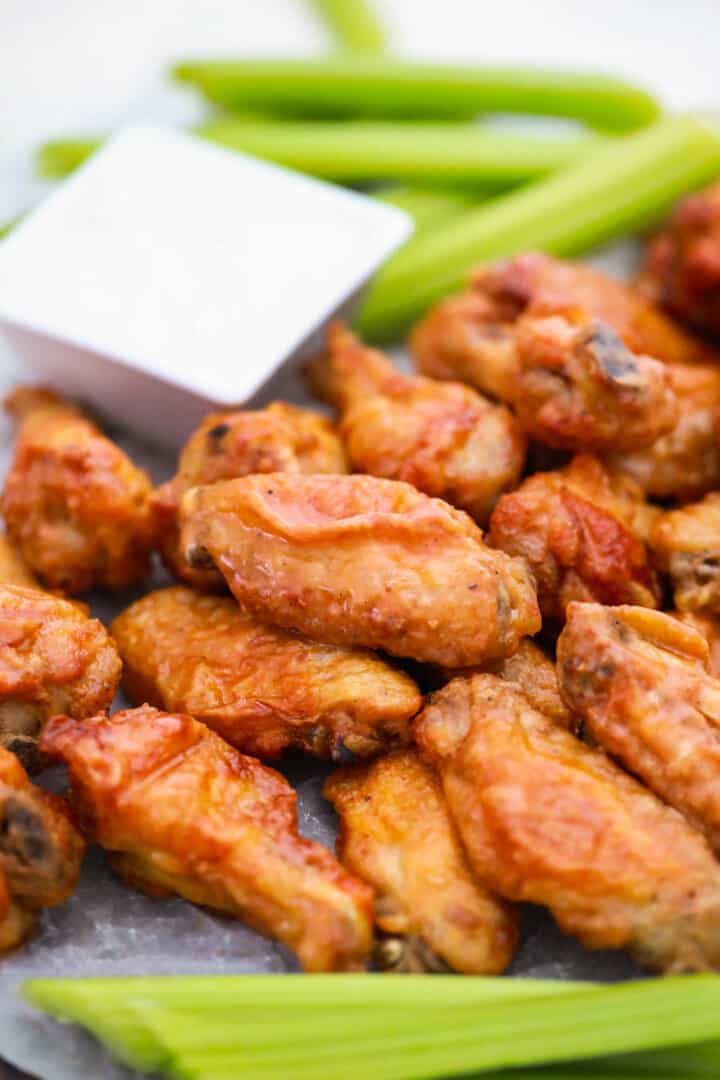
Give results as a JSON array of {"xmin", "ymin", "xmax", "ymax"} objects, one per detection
[
  {"xmin": 111, "ymin": 587, "xmax": 421, "ymax": 761},
  {"xmin": 178, "ymin": 473, "xmax": 540, "ymax": 668},
  {"xmin": 0, "ymin": 745, "xmax": 85, "ymax": 952},
  {"xmin": 638, "ymin": 181, "xmax": 720, "ymax": 339},
  {"xmin": 40, "ymin": 706, "xmax": 374, "ymax": 972},
  {"xmin": 152, "ymin": 402, "xmax": 347, "ymax": 591},
  {"xmin": 307, "ymin": 323, "xmax": 525, "ymax": 523},
  {"xmin": 324, "ymin": 749, "xmax": 518, "ymax": 974},
  {"xmin": 0, "ymin": 532, "xmax": 38, "ymax": 589},
  {"xmin": 558, "ymin": 603, "xmax": 720, "ymax": 855},
  {"xmin": 650, "ymin": 493, "xmax": 720, "ymax": 613},
  {"xmin": 488, "ymin": 455, "xmax": 660, "ymax": 620},
  {"xmin": 2, "ymin": 388, "xmax": 155, "ymax": 593},
  {"xmin": 415, "ymin": 673, "xmax": 720, "ymax": 972},
  {"xmin": 482, "ymin": 638, "xmax": 575, "ymax": 729},
  {"xmin": 0, "ymin": 585, "xmax": 120, "ymax": 774},
  {"xmin": 605, "ymin": 361, "xmax": 720, "ymax": 500},
  {"xmin": 673, "ymin": 611, "xmax": 720, "ymax": 679},
  {"xmin": 411, "ymin": 254, "xmax": 717, "ymax": 387}
]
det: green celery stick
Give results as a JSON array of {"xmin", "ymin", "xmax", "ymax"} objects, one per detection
[
  {"xmin": 372, "ymin": 184, "xmax": 482, "ymax": 229},
  {"xmin": 356, "ymin": 113, "xmax": 720, "ymax": 342},
  {"xmin": 310, "ymin": 0, "xmax": 387, "ymax": 53},
  {"xmin": 38, "ymin": 122, "xmax": 598, "ymax": 187},
  {"xmin": 172, "ymin": 56, "xmax": 660, "ymax": 130}
]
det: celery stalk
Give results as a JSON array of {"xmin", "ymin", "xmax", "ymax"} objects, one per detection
[
  {"xmin": 356, "ymin": 113, "xmax": 720, "ymax": 342},
  {"xmin": 310, "ymin": 0, "xmax": 387, "ymax": 53},
  {"xmin": 372, "ymin": 184, "xmax": 482, "ymax": 229},
  {"xmin": 172, "ymin": 57, "xmax": 660, "ymax": 130}
]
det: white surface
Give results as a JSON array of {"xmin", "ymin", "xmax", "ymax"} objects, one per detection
[{"xmin": 0, "ymin": 125, "xmax": 410, "ymax": 444}]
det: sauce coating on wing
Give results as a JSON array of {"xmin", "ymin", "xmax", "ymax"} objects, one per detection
[
  {"xmin": 415, "ymin": 673, "xmax": 720, "ymax": 973},
  {"xmin": 0, "ymin": 585, "xmax": 121, "ymax": 774},
  {"xmin": 488, "ymin": 454, "xmax": 660, "ymax": 620},
  {"xmin": 152, "ymin": 401, "xmax": 347, "ymax": 591},
  {"xmin": 558, "ymin": 603, "xmax": 720, "ymax": 855},
  {"xmin": 650, "ymin": 492, "xmax": 720, "ymax": 614},
  {"xmin": 325, "ymin": 749, "xmax": 518, "ymax": 974},
  {"xmin": 178, "ymin": 473, "xmax": 540, "ymax": 668},
  {"xmin": 308, "ymin": 323, "xmax": 525, "ymax": 523},
  {"xmin": 40, "ymin": 706, "xmax": 374, "ymax": 972},
  {"xmin": 111, "ymin": 586, "xmax": 421, "ymax": 761},
  {"xmin": 0, "ymin": 745, "xmax": 85, "ymax": 953},
  {"xmin": 2, "ymin": 388, "xmax": 155, "ymax": 593}
]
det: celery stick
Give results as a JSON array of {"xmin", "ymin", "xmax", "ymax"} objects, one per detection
[
  {"xmin": 356, "ymin": 113, "xmax": 720, "ymax": 342},
  {"xmin": 172, "ymin": 57, "xmax": 660, "ymax": 130},
  {"xmin": 372, "ymin": 184, "xmax": 482, "ymax": 229},
  {"xmin": 38, "ymin": 124, "xmax": 597, "ymax": 187},
  {"xmin": 310, "ymin": 0, "xmax": 387, "ymax": 53},
  {"xmin": 0, "ymin": 216, "xmax": 19, "ymax": 239}
]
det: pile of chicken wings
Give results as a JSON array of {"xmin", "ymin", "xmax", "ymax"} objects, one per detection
[{"xmin": 2, "ymin": 182, "xmax": 720, "ymax": 976}]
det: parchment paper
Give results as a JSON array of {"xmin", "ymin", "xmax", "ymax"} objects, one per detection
[{"xmin": 0, "ymin": 242, "xmax": 644, "ymax": 1080}]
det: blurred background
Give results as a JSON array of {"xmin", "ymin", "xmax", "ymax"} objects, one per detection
[{"xmin": 2, "ymin": 0, "xmax": 720, "ymax": 221}]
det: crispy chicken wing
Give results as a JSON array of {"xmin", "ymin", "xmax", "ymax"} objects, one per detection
[
  {"xmin": 638, "ymin": 181, "xmax": 720, "ymax": 339},
  {"xmin": 488, "ymin": 455, "xmax": 660, "ymax": 620},
  {"xmin": 605, "ymin": 361, "xmax": 720, "ymax": 500},
  {"xmin": 152, "ymin": 402, "xmax": 347, "ymax": 591},
  {"xmin": 178, "ymin": 473, "xmax": 540, "ymax": 668},
  {"xmin": 558, "ymin": 603, "xmax": 720, "ymax": 855},
  {"xmin": 40, "ymin": 706, "xmax": 374, "ymax": 972},
  {"xmin": 0, "ymin": 745, "xmax": 85, "ymax": 952},
  {"xmin": 111, "ymin": 586, "xmax": 421, "ymax": 761},
  {"xmin": 673, "ymin": 611, "xmax": 720, "ymax": 679},
  {"xmin": 0, "ymin": 585, "xmax": 120, "ymax": 773},
  {"xmin": 2, "ymin": 388, "xmax": 154, "ymax": 593},
  {"xmin": 324, "ymin": 749, "xmax": 518, "ymax": 974},
  {"xmin": 411, "ymin": 254, "xmax": 717, "ymax": 387},
  {"xmin": 482, "ymin": 638, "xmax": 575, "ymax": 729},
  {"xmin": 415, "ymin": 672, "xmax": 720, "ymax": 972},
  {"xmin": 307, "ymin": 324, "xmax": 525, "ymax": 523},
  {"xmin": 0, "ymin": 532, "xmax": 38, "ymax": 589},
  {"xmin": 650, "ymin": 493, "xmax": 720, "ymax": 613}
]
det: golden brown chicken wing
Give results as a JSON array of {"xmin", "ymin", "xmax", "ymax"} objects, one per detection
[
  {"xmin": 40, "ymin": 706, "xmax": 374, "ymax": 972},
  {"xmin": 638, "ymin": 181, "xmax": 720, "ymax": 339},
  {"xmin": 324, "ymin": 749, "xmax": 518, "ymax": 974},
  {"xmin": 178, "ymin": 473, "xmax": 540, "ymax": 668},
  {"xmin": 0, "ymin": 745, "xmax": 85, "ymax": 952},
  {"xmin": 152, "ymin": 401, "xmax": 347, "ymax": 591},
  {"xmin": 558, "ymin": 602, "xmax": 720, "ymax": 856},
  {"xmin": 488, "ymin": 454, "xmax": 660, "ymax": 621},
  {"xmin": 482, "ymin": 638, "xmax": 575, "ymax": 729},
  {"xmin": 2, "ymin": 387, "xmax": 155, "ymax": 593},
  {"xmin": 111, "ymin": 586, "xmax": 421, "ymax": 761},
  {"xmin": 673, "ymin": 611, "xmax": 720, "ymax": 679},
  {"xmin": 0, "ymin": 531, "xmax": 38, "ymax": 589},
  {"xmin": 650, "ymin": 493, "xmax": 720, "ymax": 613},
  {"xmin": 605, "ymin": 361, "xmax": 720, "ymax": 500},
  {"xmin": 0, "ymin": 585, "xmax": 120, "ymax": 773},
  {"xmin": 415, "ymin": 672, "xmax": 720, "ymax": 972},
  {"xmin": 411, "ymin": 253, "xmax": 717, "ymax": 384},
  {"xmin": 307, "ymin": 323, "xmax": 525, "ymax": 523}
]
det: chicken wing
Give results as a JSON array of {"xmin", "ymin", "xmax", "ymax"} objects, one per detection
[
  {"xmin": 488, "ymin": 454, "xmax": 660, "ymax": 620},
  {"xmin": 0, "ymin": 745, "xmax": 85, "ymax": 952},
  {"xmin": 558, "ymin": 602, "xmax": 720, "ymax": 855},
  {"xmin": 40, "ymin": 706, "xmax": 374, "ymax": 972},
  {"xmin": 0, "ymin": 585, "xmax": 121, "ymax": 773},
  {"xmin": 0, "ymin": 531, "xmax": 38, "ymax": 589},
  {"xmin": 415, "ymin": 672, "xmax": 720, "ymax": 972},
  {"xmin": 178, "ymin": 473, "xmax": 540, "ymax": 668},
  {"xmin": 111, "ymin": 586, "xmax": 421, "ymax": 761},
  {"xmin": 152, "ymin": 401, "xmax": 347, "ymax": 591},
  {"xmin": 324, "ymin": 749, "xmax": 518, "ymax": 974},
  {"xmin": 638, "ymin": 181, "xmax": 720, "ymax": 339},
  {"xmin": 411, "ymin": 253, "xmax": 717, "ymax": 385},
  {"xmin": 650, "ymin": 493, "xmax": 720, "ymax": 613},
  {"xmin": 605, "ymin": 361, "xmax": 720, "ymax": 500},
  {"xmin": 2, "ymin": 388, "xmax": 155, "ymax": 593},
  {"xmin": 673, "ymin": 611, "xmax": 720, "ymax": 679},
  {"xmin": 307, "ymin": 323, "xmax": 525, "ymax": 523},
  {"xmin": 482, "ymin": 638, "xmax": 575, "ymax": 729}
]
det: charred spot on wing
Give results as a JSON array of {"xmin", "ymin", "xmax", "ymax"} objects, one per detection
[
  {"xmin": 185, "ymin": 542, "xmax": 216, "ymax": 570},
  {"xmin": 583, "ymin": 322, "xmax": 641, "ymax": 385},
  {"xmin": 206, "ymin": 422, "xmax": 231, "ymax": 449},
  {"xmin": 0, "ymin": 794, "xmax": 50, "ymax": 867}
]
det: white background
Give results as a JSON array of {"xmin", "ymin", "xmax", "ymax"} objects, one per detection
[{"xmin": 2, "ymin": 0, "xmax": 720, "ymax": 221}]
